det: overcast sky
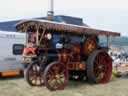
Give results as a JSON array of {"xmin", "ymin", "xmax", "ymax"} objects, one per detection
[{"xmin": 0, "ymin": 0, "xmax": 128, "ymax": 36}]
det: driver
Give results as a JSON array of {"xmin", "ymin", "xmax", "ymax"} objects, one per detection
[{"xmin": 28, "ymin": 32, "xmax": 36, "ymax": 44}]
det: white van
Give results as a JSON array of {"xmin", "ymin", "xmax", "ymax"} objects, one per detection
[{"xmin": 0, "ymin": 31, "xmax": 25, "ymax": 76}]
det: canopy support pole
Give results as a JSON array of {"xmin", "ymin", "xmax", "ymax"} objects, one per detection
[
  {"xmin": 36, "ymin": 25, "xmax": 39, "ymax": 46},
  {"xmin": 107, "ymin": 35, "xmax": 109, "ymax": 48}
]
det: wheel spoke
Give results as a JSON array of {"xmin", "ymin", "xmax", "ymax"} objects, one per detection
[
  {"xmin": 44, "ymin": 62, "xmax": 68, "ymax": 90},
  {"xmin": 87, "ymin": 51, "xmax": 112, "ymax": 84},
  {"xmin": 96, "ymin": 72, "xmax": 105, "ymax": 82},
  {"xmin": 47, "ymin": 74, "xmax": 63, "ymax": 88},
  {"xmin": 48, "ymin": 79, "xmax": 58, "ymax": 88},
  {"xmin": 25, "ymin": 61, "xmax": 44, "ymax": 86},
  {"xmin": 58, "ymin": 76, "xmax": 65, "ymax": 85},
  {"xmin": 32, "ymin": 79, "xmax": 36, "ymax": 85}
]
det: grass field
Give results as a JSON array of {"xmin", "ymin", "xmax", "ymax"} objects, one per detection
[{"xmin": 0, "ymin": 76, "xmax": 128, "ymax": 96}]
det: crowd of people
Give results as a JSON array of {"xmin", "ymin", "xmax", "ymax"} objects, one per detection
[
  {"xmin": 108, "ymin": 46, "xmax": 128, "ymax": 63},
  {"xmin": 108, "ymin": 46, "xmax": 128, "ymax": 76}
]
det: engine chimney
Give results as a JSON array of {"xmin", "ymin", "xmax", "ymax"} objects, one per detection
[{"xmin": 47, "ymin": 0, "xmax": 54, "ymax": 21}]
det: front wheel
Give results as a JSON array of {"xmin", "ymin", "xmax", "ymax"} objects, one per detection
[
  {"xmin": 25, "ymin": 60, "xmax": 44, "ymax": 86},
  {"xmin": 43, "ymin": 62, "xmax": 69, "ymax": 91}
]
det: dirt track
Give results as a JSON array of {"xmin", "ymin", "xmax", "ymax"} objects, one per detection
[{"xmin": 0, "ymin": 76, "xmax": 128, "ymax": 96}]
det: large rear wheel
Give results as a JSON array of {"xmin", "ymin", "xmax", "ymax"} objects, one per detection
[
  {"xmin": 43, "ymin": 62, "xmax": 69, "ymax": 91},
  {"xmin": 87, "ymin": 50, "xmax": 112, "ymax": 83}
]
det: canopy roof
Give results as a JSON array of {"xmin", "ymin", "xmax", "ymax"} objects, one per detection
[{"xmin": 15, "ymin": 19, "xmax": 120, "ymax": 37}]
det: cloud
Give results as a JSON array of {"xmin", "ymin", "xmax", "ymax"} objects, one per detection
[{"xmin": 0, "ymin": 0, "xmax": 128, "ymax": 36}]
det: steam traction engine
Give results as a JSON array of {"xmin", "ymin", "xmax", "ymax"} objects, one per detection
[{"xmin": 16, "ymin": 19, "xmax": 120, "ymax": 91}]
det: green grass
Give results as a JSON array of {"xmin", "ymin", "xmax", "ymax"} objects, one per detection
[{"xmin": 0, "ymin": 76, "xmax": 128, "ymax": 96}]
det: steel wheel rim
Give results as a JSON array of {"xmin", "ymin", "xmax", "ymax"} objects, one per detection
[
  {"xmin": 45, "ymin": 62, "xmax": 68, "ymax": 90},
  {"xmin": 93, "ymin": 52, "xmax": 112, "ymax": 83},
  {"xmin": 26, "ymin": 62, "xmax": 44, "ymax": 86}
]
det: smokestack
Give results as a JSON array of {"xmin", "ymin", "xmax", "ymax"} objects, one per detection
[{"xmin": 47, "ymin": 0, "xmax": 54, "ymax": 21}]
